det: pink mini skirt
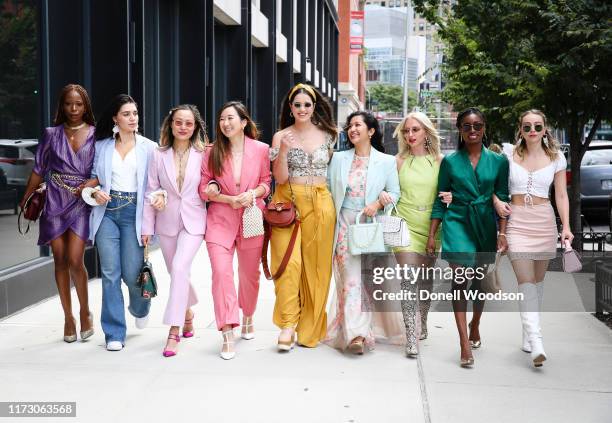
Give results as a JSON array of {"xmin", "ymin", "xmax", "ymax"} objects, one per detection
[{"xmin": 506, "ymin": 202, "xmax": 558, "ymax": 261}]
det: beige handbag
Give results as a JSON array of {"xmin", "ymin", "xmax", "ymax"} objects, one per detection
[
  {"xmin": 480, "ymin": 252, "xmax": 502, "ymax": 294},
  {"xmin": 242, "ymin": 190, "xmax": 264, "ymax": 238}
]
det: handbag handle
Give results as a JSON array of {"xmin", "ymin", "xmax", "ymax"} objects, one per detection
[
  {"xmin": 563, "ymin": 239, "xmax": 573, "ymax": 252},
  {"xmin": 384, "ymin": 203, "xmax": 399, "ymax": 216},
  {"xmin": 352, "ymin": 211, "xmax": 381, "ymax": 249},
  {"xmin": 355, "ymin": 211, "xmax": 377, "ymax": 224}
]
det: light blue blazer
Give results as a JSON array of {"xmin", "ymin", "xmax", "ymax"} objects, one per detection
[
  {"xmin": 327, "ymin": 147, "xmax": 400, "ymax": 251},
  {"xmin": 89, "ymin": 134, "xmax": 157, "ymax": 246}
]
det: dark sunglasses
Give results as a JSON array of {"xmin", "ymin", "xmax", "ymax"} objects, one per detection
[
  {"xmin": 292, "ymin": 102, "xmax": 314, "ymax": 109},
  {"xmin": 522, "ymin": 124, "xmax": 544, "ymax": 133},
  {"xmin": 461, "ymin": 123, "xmax": 484, "ymax": 132}
]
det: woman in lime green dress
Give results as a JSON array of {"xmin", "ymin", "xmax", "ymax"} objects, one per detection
[{"xmin": 379, "ymin": 112, "xmax": 451, "ymax": 357}]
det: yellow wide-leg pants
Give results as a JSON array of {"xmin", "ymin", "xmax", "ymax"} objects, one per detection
[{"xmin": 271, "ymin": 183, "xmax": 335, "ymax": 347}]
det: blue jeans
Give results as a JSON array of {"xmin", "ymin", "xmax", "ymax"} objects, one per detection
[{"xmin": 96, "ymin": 191, "xmax": 150, "ymax": 344}]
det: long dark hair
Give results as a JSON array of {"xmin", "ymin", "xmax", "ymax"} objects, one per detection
[
  {"xmin": 279, "ymin": 83, "xmax": 337, "ymax": 142},
  {"xmin": 344, "ymin": 111, "xmax": 385, "ymax": 153},
  {"xmin": 53, "ymin": 84, "xmax": 95, "ymax": 127},
  {"xmin": 209, "ymin": 101, "xmax": 259, "ymax": 177},
  {"xmin": 159, "ymin": 104, "xmax": 208, "ymax": 151},
  {"xmin": 95, "ymin": 94, "xmax": 137, "ymax": 140},
  {"xmin": 456, "ymin": 107, "xmax": 487, "ymax": 150}
]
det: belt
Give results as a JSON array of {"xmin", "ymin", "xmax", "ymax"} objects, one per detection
[
  {"xmin": 50, "ymin": 172, "xmax": 85, "ymax": 194},
  {"xmin": 109, "ymin": 191, "xmax": 136, "ymax": 201}
]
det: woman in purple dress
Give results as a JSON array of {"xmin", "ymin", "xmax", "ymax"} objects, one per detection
[{"xmin": 20, "ymin": 84, "xmax": 98, "ymax": 343}]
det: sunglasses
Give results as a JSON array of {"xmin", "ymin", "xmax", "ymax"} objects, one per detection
[
  {"xmin": 522, "ymin": 124, "xmax": 544, "ymax": 133},
  {"xmin": 461, "ymin": 123, "xmax": 484, "ymax": 132},
  {"xmin": 292, "ymin": 102, "xmax": 314, "ymax": 109}
]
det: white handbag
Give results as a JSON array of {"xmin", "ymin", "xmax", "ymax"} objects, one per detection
[
  {"xmin": 377, "ymin": 205, "xmax": 411, "ymax": 248},
  {"xmin": 242, "ymin": 190, "xmax": 264, "ymax": 238},
  {"xmin": 348, "ymin": 212, "xmax": 386, "ymax": 255}
]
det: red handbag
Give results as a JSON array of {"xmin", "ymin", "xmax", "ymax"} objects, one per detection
[
  {"xmin": 18, "ymin": 183, "xmax": 47, "ymax": 235},
  {"xmin": 261, "ymin": 184, "xmax": 300, "ymax": 280}
]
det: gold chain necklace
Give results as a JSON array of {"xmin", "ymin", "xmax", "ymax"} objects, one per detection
[
  {"xmin": 65, "ymin": 122, "xmax": 86, "ymax": 141},
  {"xmin": 174, "ymin": 146, "xmax": 190, "ymax": 191}
]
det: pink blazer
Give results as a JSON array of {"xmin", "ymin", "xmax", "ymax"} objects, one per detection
[
  {"xmin": 199, "ymin": 137, "xmax": 271, "ymax": 249},
  {"xmin": 142, "ymin": 146, "xmax": 207, "ymax": 237}
]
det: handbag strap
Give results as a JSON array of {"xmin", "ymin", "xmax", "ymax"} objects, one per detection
[
  {"xmin": 261, "ymin": 220, "xmax": 300, "ymax": 281},
  {"xmin": 17, "ymin": 209, "xmax": 31, "ymax": 235}
]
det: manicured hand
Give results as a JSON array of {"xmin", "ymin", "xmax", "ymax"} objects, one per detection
[
  {"xmin": 497, "ymin": 235, "xmax": 508, "ymax": 253},
  {"xmin": 236, "ymin": 191, "xmax": 254, "ymax": 207},
  {"xmin": 438, "ymin": 191, "xmax": 453, "ymax": 205},
  {"xmin": 151, "ymin": 194, "xmax": 165, "ymax": 211},
  {"xmin": 362, "ymin": 201, "xmax": 381, "ymax": 217},
  {"xmin": 561, "ymin": 229, "xmax": 574, "ymax": 247},
  {"xmin": 205, "ymin": 183, "xmax": 220, "ymax": 198},
  {"xmin": 378, "ymin": 191, "xmax": 394, "ymax": 206},
  {"xmin": 279, "ymin": 130, "xmax": 297, "ymax": 154},
  {"xmin": 494, "ymin": 199, "xmax": 512, "ymax": 218},
  {"xmin": 93, "ymin": 190, "xmax": 111, "ymax": 205},
  {"xmin": 141, "ymin": 235, "xmax": 150, "ymax": 246},
  {"xmin": 426, "ymin": 236, "xmax": 436, "ymax": 256},
  {"xmin": 229, "ymin": 196, "xmax": 243, "ymax": 209}
]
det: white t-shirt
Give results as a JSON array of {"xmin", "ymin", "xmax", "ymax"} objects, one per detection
[
  {"xmin": 502, "ymin": 143, "xmax": 566, "ymax": 199},
  {"xmin": 111, "ymin": 148, "xmax": 138, "ymax": 192}
]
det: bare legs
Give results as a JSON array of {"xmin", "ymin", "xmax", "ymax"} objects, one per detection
[{"xmin": 49, "ymin": 230, "xmax": 91, "ymax": 341}]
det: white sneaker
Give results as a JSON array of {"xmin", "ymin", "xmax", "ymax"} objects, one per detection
[
  {"xmin": 135, "ymin": 315, "xmax": 149, "ymax": 329},
  {"xmin": 106, "ymin": 341, "xmax": 123, "ymax": 351}
]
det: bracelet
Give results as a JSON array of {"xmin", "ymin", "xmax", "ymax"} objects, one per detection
[{"xmin": 498, "ymin": 233, "xmax": 506, "ymax": 237}]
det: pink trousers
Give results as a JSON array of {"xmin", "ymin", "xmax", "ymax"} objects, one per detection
[
  {"xmin": 158, "ymin": 227, "xmax": 202, "ymax": 327},
  {"xmin": 206, "ymin": 241, "xmax": 261, "ymax": 331}
]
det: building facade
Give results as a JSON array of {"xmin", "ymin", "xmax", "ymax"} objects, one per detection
[{"xmin": 0, "ymin": 0, "xmax": 339, "ymax": 318}]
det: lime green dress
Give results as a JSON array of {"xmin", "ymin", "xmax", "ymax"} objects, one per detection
[{"xmin": 394, "ymin": 155, "xmax": 441, "ymax": 253}]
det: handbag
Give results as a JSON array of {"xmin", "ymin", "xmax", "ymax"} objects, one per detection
[
  {"xmin": 243, "ymin": 190, "xmax": 265, "ymax": 238},
  {"xmin": 348, "ymin": 211, "xmax": 386, "ymax": 255},
  {"xmin": 261, "ymin": 182, "xmax": 300, "ymax": 280},
  {"xmin": 137, "ymin": 244, "xmax": 158, "ymax": 299},
  {"xmin": 377, "ymin": 205, "xmax": 411, "ymax": 248},
  {"xmin": 18, "ymin": 182, "xmax": 47, "ymax": 235},
  {"xmin": 480, "ymin": 251, "xmax": 502, "ymax": 294},
  {"xmin": 562, "ymin": 240, "xmax": 582, "ymax": 273}
]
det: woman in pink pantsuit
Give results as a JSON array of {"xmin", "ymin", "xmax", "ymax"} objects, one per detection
[
  {"xmin": 199, "ymin": 101, "xmax": 271, "ymax": 360},
  {"xmin": 142, "ymin": 104, "xmax": 209, "ymax": 357}
]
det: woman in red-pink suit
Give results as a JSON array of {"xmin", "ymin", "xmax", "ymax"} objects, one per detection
[{"xmin": 199, "ymin": 101, "xmax": 271, "ymax": 360}]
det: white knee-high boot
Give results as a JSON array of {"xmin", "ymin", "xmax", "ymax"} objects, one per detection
[
  {"xmin": 521, "ymin": 281, "xmax": 544, "ymax": 353},
  {"xmin": 519, "ymin": 283, "xmax": 546, "ymax": 367}
]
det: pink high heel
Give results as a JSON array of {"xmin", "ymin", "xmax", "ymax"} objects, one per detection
[
  {"xmin": 182, "ymin": 312, "xmax": 194, "ymax": 338},
  {"xmin": 163, "ymin": 333, "xmax": 180, "ymax": 357}
]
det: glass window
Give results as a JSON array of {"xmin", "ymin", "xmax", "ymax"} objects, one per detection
[
  {"xmin": 0, "ymin": 0, "xmax": 42, "ymax": 271},
  {"xmin": 582, "ymin": 148, "xmax": 612, "ymax": 166}
]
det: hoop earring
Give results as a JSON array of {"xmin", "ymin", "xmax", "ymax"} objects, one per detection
[{"xmin": 290, "ymin": 112, "xmax": 294, "ymax": 118}]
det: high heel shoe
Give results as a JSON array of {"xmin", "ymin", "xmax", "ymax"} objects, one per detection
[
  {"xmin": 241, "ymin": 316, "xmax": 255, "ymax": 340},
  {"xmin": 277, "ymin": 329, "xmax": 295, "ymax": 352},
  {"xmin": 348, "ymin": 337, "xmax": 365, "ymax": 355},
  {"xmin": 163, "ymin": 333, "xmax": 180, "ymax": 357},
  {"xmin": 468, "ymin": 322, "xmax": 481, "ymax": 349},
  {"xmin": 63, "ymin": 317, "xmax": 77, "ymax": 343},
  {"xmin": 220, "ymin": 330, "xmax": 236, "ymax": 360},
  {"xmin": 182, "ymin": 311, "xmax": 194, "ymax": 338},
  {"xmin": 80, "ymin": 312, "xmax": 94, "ymax": 341},
  {"xmin": 460, "ymin": 341, "xmax": 474, "ymax": 368}
]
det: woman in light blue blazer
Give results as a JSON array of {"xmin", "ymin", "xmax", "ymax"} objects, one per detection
[
  {"xmin": 325, "ymin": 111, "xmax": 401, "ymax": 354},
  {"xmin": 88, "ymin": 94, "xmax": 157, "ymax": 351}
]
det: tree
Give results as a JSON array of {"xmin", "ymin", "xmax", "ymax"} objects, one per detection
[
  {"xmin": 368, "ymin": 84, "xmax": 416, "ymax": 113},
  {"xmin": 413, "ymin": 0, "xmax": 612, "ymax": 248}
]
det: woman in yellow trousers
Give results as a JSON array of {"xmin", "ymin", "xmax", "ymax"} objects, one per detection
[{"xmin": 269, "ymin": 83, "xmax": 337, "ymax": 350}]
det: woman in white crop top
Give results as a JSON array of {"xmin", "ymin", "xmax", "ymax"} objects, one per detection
[{"xmin": 494, "ymin": 109, "xmax": 573, "ymax": 368}]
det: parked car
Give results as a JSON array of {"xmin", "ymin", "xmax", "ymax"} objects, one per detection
[
  {"xmin": 0, "ymin": 139, "xmax": 38, "ymax": 187},
  {"xmin": 564, "ymin": 141, "xmax": 612, "ymax": 217}
]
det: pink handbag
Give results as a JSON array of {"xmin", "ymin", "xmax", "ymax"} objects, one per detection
[{"xmin": 562, "ymin": 240, "xmax": 582, "ymax": 273}]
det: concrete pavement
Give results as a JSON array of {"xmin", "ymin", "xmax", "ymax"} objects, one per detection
[{"xmin": 1, "ymin": 245, "xmax": 611, "ymax": 423}]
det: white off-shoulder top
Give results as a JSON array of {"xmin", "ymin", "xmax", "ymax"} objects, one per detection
[{"xmin": 502, "ymin": 143, "xmax": 566, "ymax": 202}]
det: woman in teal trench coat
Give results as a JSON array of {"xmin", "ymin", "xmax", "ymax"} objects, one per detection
[{"xmin": 426, "ymin": 108, "xmax": 509, "ymax": 368}]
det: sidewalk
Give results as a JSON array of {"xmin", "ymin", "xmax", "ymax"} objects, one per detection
[{"xmin": 0, "ymin": 246, "xmax": 611, "ymax": 423}]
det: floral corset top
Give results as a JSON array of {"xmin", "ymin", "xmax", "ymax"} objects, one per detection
[{"xmin": 270, "ymin": 134, "xmax": 333, "ymax": 178}]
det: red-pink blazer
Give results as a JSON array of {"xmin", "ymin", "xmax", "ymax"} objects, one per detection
[
  {"xmin": 199, "ymin": 137, "xmax": 271, "ymax": 249},
  {"xmin": 142, "ymin": 146, "xmax": 207, "ymax": 237}
]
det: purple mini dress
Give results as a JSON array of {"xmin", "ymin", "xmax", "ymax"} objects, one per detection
[{"xmin": 33, "ymin": 125, "xmax": 95, "ymax": 245}]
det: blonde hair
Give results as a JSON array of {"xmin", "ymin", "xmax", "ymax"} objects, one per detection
[
  {"xmin": 394, "ymin": 112, "xmax": 441, "ymax": 158},
  {"xmin": 515, "ymin": 109, "xmax": 559, "ymax": 161}
]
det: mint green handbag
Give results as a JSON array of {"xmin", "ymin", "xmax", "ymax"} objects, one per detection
[{"xmin": 348, "ymin": 212, "xmax": 386, "ymax": 255}]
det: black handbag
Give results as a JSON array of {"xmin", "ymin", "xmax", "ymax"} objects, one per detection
[{"xmin": 137, "ymin": 244, "xmax": 157, "ymax": 299}]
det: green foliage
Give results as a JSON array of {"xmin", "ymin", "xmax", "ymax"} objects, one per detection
[
  {"xmin": 413, "ymin": 0, "xmax": 612, "ymax": 246},
  {"xmin": 368, "ymin": 84, "xmax": 416, "ymax": 113}
]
